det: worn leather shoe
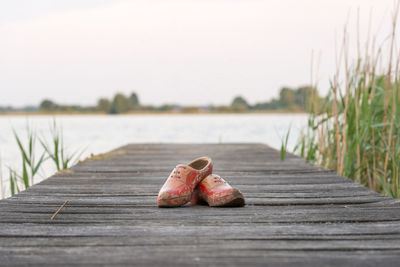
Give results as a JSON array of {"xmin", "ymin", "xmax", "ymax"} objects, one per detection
[
  {"xmin": 157, "ymin": 157, "xmax": 213, "ymax": 207},
  {"xmin": 191, "ymin": 174, "xmax": 245, "ymax": 207}
]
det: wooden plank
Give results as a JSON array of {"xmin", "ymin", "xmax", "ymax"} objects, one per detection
[{"xmin": 0, "ymin": 143, "xmax": 399, "ymax": 266}]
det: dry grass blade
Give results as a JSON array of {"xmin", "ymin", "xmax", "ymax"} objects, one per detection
[{"xmin": 51, "ymin": 200, "xmax": 69, "ymax": 220}]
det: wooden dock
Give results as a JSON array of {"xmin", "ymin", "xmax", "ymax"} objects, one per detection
[{"xmin": 1, "ymin": 144, "xmax": 400, "ymax": 266}]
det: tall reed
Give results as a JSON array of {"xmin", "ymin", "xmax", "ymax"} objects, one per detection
[
  {"xmin": 280, "ymin": 125, "xmax": 291, "ymax": 161},
  {"xmin": 8, "ymin": 124, "xmax": 46, "ymax": 195},
  {"xmin": 296, "ymin": 5, "xmax": 400, "ymax": 198},
  {"xmin": 8, "ymin": 120, "xmax": 83, "ymax": 196},
  {"xmin": 40, "ymin": 120, "xmax": 85, "ymax": 171}
]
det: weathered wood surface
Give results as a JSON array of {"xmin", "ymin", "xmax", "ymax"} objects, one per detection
[{"xmin": 1, "ymin": 144, "xmax": 400, "ymax": 266}]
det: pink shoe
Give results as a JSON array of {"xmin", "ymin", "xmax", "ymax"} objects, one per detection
[
  {"xmin": 191, "ymin": 174, "xmax": 245, "ymax": 207},
  {"xmin": 157, "ymin": 157, "xmax": 213, "ymax": 207}
]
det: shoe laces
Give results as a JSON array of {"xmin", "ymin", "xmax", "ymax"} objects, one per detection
[
  {"xmin": 213, "ymin": 177, "xmax": 226, "ymax": 184},
  {"xmin": 171, "ymin": 167, "xmax": 185, "ymax": 180}
]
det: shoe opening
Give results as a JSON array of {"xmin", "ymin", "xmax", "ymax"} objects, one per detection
[{"xmin": 188, "ymin": 158, "xmax": 209, "ymax": 170}]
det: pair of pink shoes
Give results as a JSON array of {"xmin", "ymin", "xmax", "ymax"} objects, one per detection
[{"xmin": 157, "ymin": 157, "xmax": 245, "ymax": 207}]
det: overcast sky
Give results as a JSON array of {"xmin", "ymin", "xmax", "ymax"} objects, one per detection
[{"xmin": 0, "ymin": 0, "xmax": 396, "ymax": 107}]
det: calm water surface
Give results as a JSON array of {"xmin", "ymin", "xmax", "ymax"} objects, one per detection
[{"xmin": 0, "ymin": 114, "xmax": 307, "ymax": 197}]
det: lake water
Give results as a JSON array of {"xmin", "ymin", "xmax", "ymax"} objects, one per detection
[{"xmin": 0, "ymin": 114, "xmax": 308, "ymax": 198}]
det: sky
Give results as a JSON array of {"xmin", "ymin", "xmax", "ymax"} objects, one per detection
[{"xmin": 0, "ymin": 0, "xmax": 396, "ymax": 107}]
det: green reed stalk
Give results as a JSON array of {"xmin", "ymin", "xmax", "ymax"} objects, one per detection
[
  {"xmin": 8, "ymin": 124, "xmax": 46, "ymax": 195},
  {"xmin": 280, "ymin": 126, "xmax": 291, "ymax": 161},
  {"xmin": 8, "ymin": 120, "xmax": 83, "ymax": 196},
  {"xmin": 8, "ymin": 168, "xmax": 19, "ymax": 196},
  {"xmin": 40, "ymin": 120, "xmax": 85, "ymax": 171}
]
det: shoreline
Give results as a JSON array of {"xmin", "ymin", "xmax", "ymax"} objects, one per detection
[{"xmin": 0, "ymin": 110, "xmax": 307, "ymax": 116}]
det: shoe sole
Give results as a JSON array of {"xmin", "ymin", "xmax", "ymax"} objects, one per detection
[{"xmin": 158, "ymin": 195, "xmax": 191, "ymax": 208}]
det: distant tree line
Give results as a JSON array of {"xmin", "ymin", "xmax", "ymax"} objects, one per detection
[
  {"xmin": 0, "ymin": 106, "xmax": 14, "ymax": 112},
  {"xmin": 256, "ymin": 86, "xmax": 319, "ymax": 111},
  {"xmin": 38, "ymin": 92, "xmax": 141, "ymax": 114},
  {"xmin": 97, "ymin": 92, "xmax": 140, "ymax": 114},
  {"xmin": 39, "ymin": 99, "xmax": 97, "ymax": 112},
  {"xmin": 217, "ymin": 86, "xmax": 320, "ymax": 112},
  {"xmin": 0, "ymin": 105, "xmax": 37, "ymax": 113},
  {"xmin": 19, "ymin": 86, "xmax": 320, "ymax": 114}
]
